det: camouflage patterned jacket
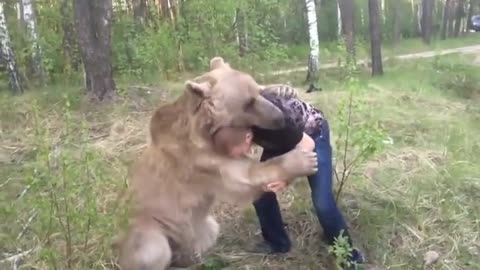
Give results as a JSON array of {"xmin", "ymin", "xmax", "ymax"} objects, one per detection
[{"xmin": 260, "ymin": 84, "xmax": 325, "ymax": 138}]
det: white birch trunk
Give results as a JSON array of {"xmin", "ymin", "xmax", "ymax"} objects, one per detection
[
  {"xmin": 305, "ymin": 0, "xmax": 320, "ymax": 91},
  {"xmin": 0, "ymin": 3, "xmax": 23, "ymax": 93},
  {"xmin": 360, "ymin": 7, "xmax": 365, "ymax": 27},
  {"xmin": 17, "ymin": 2, "xmax": 23, "ymax": 21},
  {"xmin": 234, "ymin": 11, "xmax": 239, "ymax": 46},
  {"xmin": 22, "ymin": 0, "xmax": 45, "ymax": 81},
  {"xmin": 337, "ymin": 0, "xmax": 342, "ymax": 37},
  {"xmin": 381, "ymin": 0, "xmax": 386, "ymax": 25}
]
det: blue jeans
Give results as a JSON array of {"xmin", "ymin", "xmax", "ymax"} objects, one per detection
[{"xmin": 253, "ymin": 120, "xmax": 361, "ymax": 262}]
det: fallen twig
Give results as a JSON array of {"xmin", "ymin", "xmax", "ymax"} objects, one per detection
[
  {"xmin": 0, "ymin": 248, "xmax": 35, "ymax": 270},
  {"xmin": 16, "ymin": 185, "xmax": 31, "ymax": 200},
  {"xmin": 16, "ymin": 210, "xmax": 38, "ymax": 240},
  {"xmin": 0, "ymin": 177, "xmax": 15, "ymax": 188}
]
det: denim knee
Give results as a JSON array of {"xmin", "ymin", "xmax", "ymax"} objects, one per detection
[{"xmin": 311, "ymin": 192, "xmax": 337, "ymax": 219}]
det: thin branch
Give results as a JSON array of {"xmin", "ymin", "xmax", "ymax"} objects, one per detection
[
  {"xmin": 16, "ymin": 184, "xmax": 31, "ymax": 200},
  {"xmin": 0, "ymin": 248, "xmax": 36, "ymax": 269},
  {"xmin": 0, "ymin": 177, "xmax": 15, "ymax": 188},
  {"xmin": 343, "ymin": 90, "xmax": 354, "ymax": 170},
  {"xmin": 16, "ymin": 209, "xmax": 38, "ymax": 240}
]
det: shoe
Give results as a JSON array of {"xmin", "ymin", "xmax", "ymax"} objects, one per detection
[{"xmin": 339, "ymin": 248, "xmax": 364, "ymax": 270}]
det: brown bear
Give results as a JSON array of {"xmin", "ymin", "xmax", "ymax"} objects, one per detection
[{"xmin": 115, "ymin": 57, "xmax": 317, "ymax": 270}]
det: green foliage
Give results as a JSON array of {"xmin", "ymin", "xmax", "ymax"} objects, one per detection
[
  {"xmin": 0, "ymin": 95, "xmax": 125, "ymax": 268},
  {"xmin": 3, "ymin": 0, "xmax": 473, "ymax": 89},
  {"xmin": 333, "ymin": 72, "xmax": 386, "ymax": 200},
  {"xmin": 432, "ymin": 57, "xmax": 480, "ymax": 99},
  {"xmin": 328, "ymin": 230, "xmax": 356, "ymax": 270}
]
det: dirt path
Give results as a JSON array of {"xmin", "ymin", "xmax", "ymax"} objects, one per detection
[{"xmin": 264, "ymin": 44, "xmax": 480, "ymax": 76}]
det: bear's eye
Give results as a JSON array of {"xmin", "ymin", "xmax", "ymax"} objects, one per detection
[{"xmin": 244, "ymin": 98, "xmax": 255, "ymax": 110}]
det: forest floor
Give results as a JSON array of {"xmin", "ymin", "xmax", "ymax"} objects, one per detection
[{"xmin": 1, "ymin": 39, "xmax": 480, "ymax": 270}]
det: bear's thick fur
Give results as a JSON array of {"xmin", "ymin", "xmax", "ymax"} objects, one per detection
[{"xmin": 115, "ymin": 57, "xmax": 317, "ymax": 270}]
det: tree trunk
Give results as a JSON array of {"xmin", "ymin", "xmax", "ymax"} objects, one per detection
[
  {"xmin": 447, "ymin": 0, "xmax": 456, "ymax": 36},
  {"xmin": 466, "ymin": 0, "xmax": 476, "ymax": 30},
  {"xmin": 338, "ymin": 0, "xmax": 356, "ymax": 65},
  {"xmin": 381, "ymin": 0, "xmax": 386, "ymax": 24},
  {"xmin": 441, "ymin": 0, "xmax": 451, "ymax": 39},
  {"xmin": 0, "ymin": 2, "xmax": 23, "ymax": 94},
  {"xmin": 454, "ymin": 0, "xmax": 466, "ymax": 36},
  {"xmin": 413, "ymin": 2, "xmax": 421, "ymax": 36},
  {"xmin": 234, "ymin": 8, "xmax": 248, "ymax": 57},
  {"xmin": 74, "ymin": 0, "xmax": 116, "ymax": 101},
  {"xmin": 305, "ymin": 0, "xmax": 320, "ymax": 92},
  {"xmin": 368, "ymin": 0, "xmax": 383, "ymax": 76},
  {"xmin": 61, "ymin": 0, "xmax": 81, "ymax": 71},
  {"xmin": 22, "ymin": 0, "xmax": 46, "ymax": 83},
  {"xmin": 392, "ymin": 0, "xmax": 400, "ymax": 47},
  {"xmin": 133, "ymin": 0, "xmax": 147, "ymax": 25},
  {"xmin": 421, "ymin": 0, "xmax": 434, "ymax": 44},
  {"xmin": 160, "ymin": 0, "xmax": 175, "ymax": 22},
  {"xmin": 16, "ymin": 2, "xmax": 24, "ymax": 32},
  {"xmin": 337, "ymin": 0, "xmax": 342, "ymax": 38}
]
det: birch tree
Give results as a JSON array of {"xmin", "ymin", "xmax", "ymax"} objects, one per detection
[
  {"xmin": 305, "ymin": 0, "xmax": 320, "ymax": 93},
  {"xmin": 337, "ymin": 0, "xmax": 342, "ymax": 38},
  {"xmin": 74, "ymin": 0, "xmax": 116, "ymax": 101},
  {"xmin": 0, "ymin": 2, "xmax": 23, "ymax": 93},
  {"xmin": 22, "ymin": 0, "xmax": 45, "ymax": 83}
]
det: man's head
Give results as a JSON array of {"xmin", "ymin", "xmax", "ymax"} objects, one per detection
[{"xmin": 212, "ymin": 127, "xmax": 253, "ymax": 158}]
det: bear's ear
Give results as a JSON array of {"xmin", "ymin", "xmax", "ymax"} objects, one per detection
[
  {"xmin": 209, "ymin": 56, "xmax": 232, "ymax": 71},
  {"xmin": 185, "ymin": 80, "xmax": 212, "ymax": 98}
]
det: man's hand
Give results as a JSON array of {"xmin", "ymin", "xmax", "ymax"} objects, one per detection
[{"xmin": 262, "ymin": 180, "xmax": 288, "ymax": 193}]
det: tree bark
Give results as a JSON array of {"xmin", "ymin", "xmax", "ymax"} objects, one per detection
[
  {"xmin": 413, "ymin": 2, "xmax": 421, "ymax": 36},
  {"xmin": 0, "ymin": 2, "xmax": 23, "ymax": 94},
  {"xmin": 74, "ymin": 0, "xmax": 116, "ymax": 101},
  {"xmin": 441, "ymin": 0, "xmax": 451, "ymax": 39},
  {"xmin": 368, "ymin": 0, "xmax": 383, "ymax": 76},
  {"xmin": 454, "ymin": 0, "xmax": 466, "ymax": 36},
  {"xmin": 447, "ymin": 0, "xmax": 456, "ymax": 37},
  {"xmin": 21, "ymin": 0, "xmax": 46, "ymax": 83},
  {"xmin": 234, "ymin": 8, "xmax": 248, "ymax": 57},
  {"xmin": 421, "ymin": 0, "xmax": 434, "ymax": 44},
  {"xmin": 305, "ymin": 0, "xmax": 320, "ymax": 92},
  {"xmin": 133, "ymin": 0, "xmax": 148, "ymax": 25},
  {"xmin": 160, "ymin": 0, "xmax": 175, "ymax": 22},
  {"xmin": 61, "ymin": 0, "xmax": 80, "ymax": 72},
  {"xmin": 466, "ymin": 0, "xmax": 476, "ymax": 30},
  {"xmin": 392, "ymin": 0, "xmax": 400, "ymax": 47},
  {"xmin": 338, "ymin": 0, "xmax": 356, "ymax": 65},
  {"xmin": 337, "ymin": 0, "xmax": 342, "ymax": 38}
]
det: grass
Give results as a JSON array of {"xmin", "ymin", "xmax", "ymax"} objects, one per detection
[{"xmin": 1, "ymin": 51, "xmax": 480, "ymax": 269}]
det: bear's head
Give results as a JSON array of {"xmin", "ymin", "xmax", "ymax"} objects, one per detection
[{"xmin": 186, "ymin": 57, "xmax": 285, "ymax": 137}]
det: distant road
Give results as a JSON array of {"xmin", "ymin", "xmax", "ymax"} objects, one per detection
[{"xmin": 264, "ymin": 44, "xmax": 480, "ymax": 76}]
